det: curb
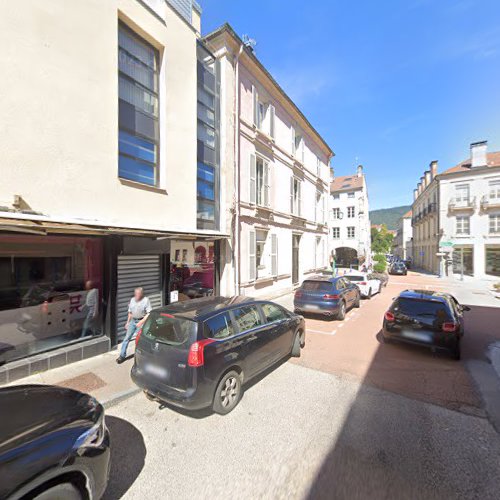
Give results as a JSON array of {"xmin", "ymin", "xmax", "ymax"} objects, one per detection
[{"xmin": 102, "ymin": 386, "xmax": 142, "ymax": 409}]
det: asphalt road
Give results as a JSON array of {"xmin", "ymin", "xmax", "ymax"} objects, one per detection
[{"xmin": 104, "ymin": 361, "xmax": 500, "ymax": 499}]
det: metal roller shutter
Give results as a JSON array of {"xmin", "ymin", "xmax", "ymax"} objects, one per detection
[{"xmin": 116, "ymin": 255, "xmax": 162, "ymax": 340}]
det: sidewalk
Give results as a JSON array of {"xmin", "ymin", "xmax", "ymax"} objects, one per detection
[{"xmin": 6, "ymin": 347, "xmax": 140, "ymax": 408}]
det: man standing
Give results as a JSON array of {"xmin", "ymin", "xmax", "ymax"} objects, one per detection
[{"xmin": 116, "ymin": 287, "xmax": 152, "ymax": 364}]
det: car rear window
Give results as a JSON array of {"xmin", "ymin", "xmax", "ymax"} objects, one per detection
[
  {"xmin": 142, "ymin": 312, "xmax": 197, "ymax": 346},
  {"xmin": 301, "ymin": 281, "xmax": 332, "ymax": 292},
  {"xmin": 345, "ymin": 275, "xmax": 364, "ymax": 282},
  {"xmin": 392, "ymin": 298, "xmax": 452, "ymax": 320}
]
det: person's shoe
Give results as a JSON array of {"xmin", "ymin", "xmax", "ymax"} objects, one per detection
[{"xmin": 116, "ymin": 356, "xmax": 125, "ymax": 364}]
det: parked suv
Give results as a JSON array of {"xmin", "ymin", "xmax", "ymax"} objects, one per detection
[
  {"xmin": 293, "ymin": 276, "xmax": 360, "ymax": 319},
  {"xmin": 131, "ymin": 296, "xmax": 305, "ymax": 415},
  {"xmin": 382, "ymin": 290, "xmax": 469, "ymax": 359}
]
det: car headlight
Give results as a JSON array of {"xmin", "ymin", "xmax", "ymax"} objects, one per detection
[{"xmin": 74, "ymin": 412, "xmax": 106, "ymax": 453}]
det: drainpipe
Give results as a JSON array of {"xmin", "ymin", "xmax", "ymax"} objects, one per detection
[{"xmin": 233, "ymin": 44, "xmax": 244, "ymax": 295}]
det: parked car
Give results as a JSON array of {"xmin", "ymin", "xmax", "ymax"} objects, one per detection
[
  {"xmin": 293, "ymin": 276, "xmax": 360, "ymax": 319},
  {"xmin": 132, "ymin": 296, "xmax": 305, "ymax": 415},
  {"xmin": 0, "ymin": 385, "xmax": 110, "ymax": 500},
  {"xmin": 344, "ymin": 272, "xmax": 382, "ymax": 299},
  {"xmin": 372, "ymin": 272, "xmax": 389, "ymax": 288},
  {"xmin": 403, "ymin": 258, "xmax": 412, "ymax": 269},
  {"xmin": 381, "ymin": 290, "xmax": 469, "ymax": 359},
  {"xmin": 389, "ymin": 262, "xmax": 407, "ymax": 275}
]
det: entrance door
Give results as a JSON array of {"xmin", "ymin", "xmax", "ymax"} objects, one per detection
[{"xmin": 292, "ymin": 234, "xmax": 301, "ymax": 284}]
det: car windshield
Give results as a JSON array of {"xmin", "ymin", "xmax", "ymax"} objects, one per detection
[
  {"xmin": 345, "ymin": 276, "xmax": 364, "ymax": 282},
  {"xmin": 301, "ymin": 281, "xmax": 332, "ymax": 292},
  {"xmin": 392, "ymin": 298, "xmax": 452, "ymax": 320},
  {"xmin": 141, "ymin": 311, "xmax": 197, "ymax": 346}
]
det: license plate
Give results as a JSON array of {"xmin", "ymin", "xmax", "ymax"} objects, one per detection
[
  {"xmin": 305, "ymin": 304, "xmax": 320, "ymax": 311},
  {"xmin": 401, "ymin": 330, "xmax": 432, "ymax": 342},
  {"xmin": 144, "ymin": 363, "xmax": 168, "ymax": 379}
]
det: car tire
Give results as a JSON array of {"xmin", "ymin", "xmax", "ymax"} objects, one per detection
[
  {"xmin": 213, "ymin": 370, "xmax": 242, "ymax": 415},
  {"xmin": 337, "ymin": 301, "xmax": 346, "ymax": 320},
  {"xmin": 34, "ymin": 483, "xmax": 82, "ymax": 500},
  {"xmin": 367, "ymin": 288, "xmax": 372, "ymax": 300},
  {"xmin": 354, "ymin": 294, "xmax": 361, "ymax": 308},
  {"xmin": 291, "ymin": 331, "xmax": 302, "ymax": 357}
]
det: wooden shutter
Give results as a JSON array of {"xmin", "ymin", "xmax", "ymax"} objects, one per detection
[
  {"xmin": 252, "ymin": 85, "xmax": 258, "ymax": 127},
  {"xmin": 249, "ymin": 230, "xmax": 256, "ymax": 281},
  {"xmin": 264, "ymin": 161, "xmax": 270, "ymax": 207},
  {"xmin": 249, "ymin": 154, "xmax": 256, "ymax": 204},
  {"xmin": 271, "ymin": 234, "xmax": 278, "ymax": 277},
  {"xmin": 270, "ymin": 105, "xmax": 275, "ymax": 138}
]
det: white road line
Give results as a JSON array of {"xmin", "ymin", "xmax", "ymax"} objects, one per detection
[
  {"xmin": 338, "ymin": 323, "xmax": 344, "ymax": 328},
  {"xmin": 307, "ymin": 329, "xmax": 336, "ymax": 336}
]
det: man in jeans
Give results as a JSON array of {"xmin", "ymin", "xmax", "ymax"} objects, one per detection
[{"xmin": 116, "ymin": 287, "xmax": 152, "ymax": 364}]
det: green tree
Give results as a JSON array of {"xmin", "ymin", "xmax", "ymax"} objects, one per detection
[{"xmin": 371, "ymin": 224, "xmax": 394, "ymax": 254}]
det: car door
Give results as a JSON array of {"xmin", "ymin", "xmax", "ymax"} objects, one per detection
[
  {"xmin": 260, "ymin": 302, "xmax": 294, "ymax": 361},
  {"xmin": 368, "ymin": 274, "xmax": 380, "ymax": 294},
  {"xmin": 337, "ymin": 278, "xmax": 351, "ymax": 305}
]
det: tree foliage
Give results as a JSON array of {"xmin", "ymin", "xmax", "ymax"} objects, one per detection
[{"xmin": 371, "ymin": 225, "xmax": 394, "ymax": 254}]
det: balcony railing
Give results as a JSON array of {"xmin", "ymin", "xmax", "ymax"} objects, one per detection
[
  {"xmin": 448, "ymin": 197, "xmax": 476, "ymax": 211},
  {"xmin": 481, "ymin": 195, "xmax": 500, "ymax": 210}
]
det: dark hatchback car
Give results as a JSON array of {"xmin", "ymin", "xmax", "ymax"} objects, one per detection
[
  {"xmin": 131, "ymin": 296, "xmax": 305, "ymax": 415},
  {"xmin": 389, "ymin": 262, "xmax": 407, "ymax": 275},
  {"xmin": 293, "ymin": 276, "xmax": 360, "ymax": 319},
  {"xmin": 0, "ymin": 385, "xmax": 110, "ymax": 500},
  {"xmin": 382, "ymin": 290, "xmax": 469, "ymax": 359}
]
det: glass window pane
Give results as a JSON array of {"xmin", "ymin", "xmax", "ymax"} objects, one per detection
[
  {"xmin": 233, "ymin": 306, "xmax": 263, "ymax": 333},
  {"xmin": 197, "ymin": 102, "xmax": 215, "ymax": 127},
  {"xmin": 119, "ymin": 49, "xmax": 157, "ymax": 93},
  {"xmin": 197, "ymin": 122, "xmax": 215, "ymax": 148},
  {"xmin": 197, "ymin": 200, "xmax": 215, "ymax": 221},
  {"xmin": 261, "ymin": 303, "xmax": 286, "ymax": 323},
  {"xmin": 198, "ymin": 87, "xmax": 215, "ymax": 109},
  {"xmin": 197, "ymin": 179, "xmax": 214, "ymax": 201},
  {"xmin": 119, "ymin": 76, "xmax": 158, "ymax": 116},
  {"xmin": 206, "ymin": 312, "xmax": 235, "ymax": 339},
  {"xmin": 197, "ymin": 163, "xmax": 214, "ymax": 183},
  {"xmin": 119, "ymin": 27, "xmax": 157, "ymax": 70},
  {"xmin": 119, "ymin": 155, "xmax": 155, "ymax": 186},
  {"xmin": 119, "ymin": 131, "xmax": 156, "ymax": 163}
]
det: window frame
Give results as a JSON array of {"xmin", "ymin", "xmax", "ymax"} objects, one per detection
[{"xmin": 347, "ymin": 226, "xmax": 356, "ymax": 239}]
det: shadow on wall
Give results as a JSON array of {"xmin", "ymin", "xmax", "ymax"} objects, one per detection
[
  {"xmin": 102, "ymin": 416, "xmax": 146, "ymax": 499},
  {"xmin": 305, "ymin": 306, "xmax": 500, "ymax": 499}
]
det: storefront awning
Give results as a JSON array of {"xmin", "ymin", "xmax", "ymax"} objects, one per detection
[{"xmin": 0, "ymin": 215, "xmax": 230, "ymax": 241}]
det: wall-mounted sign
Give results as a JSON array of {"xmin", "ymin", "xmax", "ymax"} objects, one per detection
[{"xmin": 170, "ymin": 290, "xmax": 179, "ymax": 303}]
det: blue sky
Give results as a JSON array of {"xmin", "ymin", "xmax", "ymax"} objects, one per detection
[{"xmin": 200, "ymin": 0, "xmax": 500, "ymax": 210}]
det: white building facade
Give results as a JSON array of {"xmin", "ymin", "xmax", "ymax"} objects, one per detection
[
  {"xmin": 204, "ymin": 25, "xmax": 333, "ymax": 298},
  {"xmin": 393, "ymin": 210, "xmax": 413, "ymax": 260},
  {"xmin": 329, "ymin": 166, "xmax": 371, "ymax": 268}
]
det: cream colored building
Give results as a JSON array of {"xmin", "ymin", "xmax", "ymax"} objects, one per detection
[
  {"xmin": 204, "ymin": 24, "xmax": 333, "ymax": 298},
  {"xmin": 0, "ymin": 0, "xmax": 229, "ymax": 382}
]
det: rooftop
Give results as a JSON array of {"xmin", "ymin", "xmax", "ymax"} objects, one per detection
[
  {"xmin": 330, "ymin": 174, "xmax": 363, "ymax": 193},
  {"xmin": 441, "ymin": 151, "xmax": 500, "ymax": 175}
]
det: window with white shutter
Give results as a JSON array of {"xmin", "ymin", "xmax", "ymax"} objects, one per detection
[
  {"xmin": 269, "ymin": 105, "xmax": 275, "ymax": 139},
  {"xmin": 271, "ymin": 234, "xmax": 278, "ymax": 277},
  {"xmin": 249, "ymin": 230, "xmax": 256, "ymax": 281},
  {"xmin": 264, "ymin": 161, "xmax": 270, "ymax": 207},
  {"xmin": 249, "ymin": 154, "xmax": 256, "ymax": 204}
]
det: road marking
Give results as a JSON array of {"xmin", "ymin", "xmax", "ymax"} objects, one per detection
[
  {"xmin": 307, "ymin": 328, "xmax": 336, "ymax": 336},
  {"xmin": 338, "ymin": 323, "xmax": 344, "ymax": 328}
]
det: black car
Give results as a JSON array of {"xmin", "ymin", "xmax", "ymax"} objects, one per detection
[
  {"xmin": 382, "ymin": 290, "xmax": 469, "ymax": 359},
  {"xmin": 0, "ymin": 385, "xmax": 110, "ymax": 500},
  {"xmin": 389, "ymin": 262, "xmax": 407, "ymax": 275},
  {"xmin": 131, "ymin": 296, "xmax": 305, "ymax": 415},
  {"xmin": 294, "ymin": 276, "xmax": 360, "ymax": 319}
]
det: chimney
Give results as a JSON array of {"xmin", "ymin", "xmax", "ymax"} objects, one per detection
[
  {"xmin": 413, "ymin": 188, "xmax": 418, "ymax": 201},
  {"xmin": 420, "ymin": 176, "xmax": 425, "ymax": 190},
  {"xmin": 417, "ymin": 182, "xmax": 422, "ymax": 195},
  {"xmin": 471, "ymin": 141, "xmax": 487, "ymax": 168},
  {"xmin": 424, "ymin": 170, "xmax": 431, "ymax": 187},
  {"xmin": 357, "ymin": 165, "xmax": 363, "ymax": 177},
  {"xmin": 430, "ymin": 160, "xmax": 438, "ymax": 179}
]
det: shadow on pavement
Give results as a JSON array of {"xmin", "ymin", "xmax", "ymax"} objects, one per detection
[
  {"xmin": 305, "ymin": 306, "xmax": 500, "ymax": 499},
  {"xmin": 102, "ymin": 416, "xmax": 146, "ymax": 499}
]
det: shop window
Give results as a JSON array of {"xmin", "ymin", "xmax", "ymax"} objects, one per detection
[
  {"xmin": 0, "ymin": 236, "xmax": 103, "ymax": 365},
  {"xmin": 486, "ymin": 247, "xmax": 500, "ymax": 277}
]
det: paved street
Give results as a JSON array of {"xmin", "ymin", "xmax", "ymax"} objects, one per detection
[{"xmin": 101, "ymin": 272, "xmax": 500, "ymax": 499}]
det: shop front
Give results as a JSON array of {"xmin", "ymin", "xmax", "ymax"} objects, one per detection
[
  {"xmin": 452, "ymin": 246, "xmax": 474, "ymax": 276},
  {"xmin": 0, "ymin": 234, "xmax": 104, "ymax": 367}
]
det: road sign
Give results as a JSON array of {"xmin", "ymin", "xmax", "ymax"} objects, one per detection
[
  {"xmin": 440, "ymin": 241, "xmax": 454, "ymax": 247},
  {"xmin": 420, "ymin": 251, "xmax": 425, "ymax": 257}
]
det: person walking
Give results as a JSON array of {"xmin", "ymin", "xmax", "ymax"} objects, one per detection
[{"xmin": 116, "ymin": 287, "xmax": 152, "ymax": 364}]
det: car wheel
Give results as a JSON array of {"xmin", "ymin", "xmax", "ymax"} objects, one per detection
[
  {"xmin": 354, "ymin": 293, "xmax": 361, "ymax": 308},
  {"xmin": 213, "ymin": 370, "xmax": 242, "ymax": 415},
  {"xmin": 367, "ymin": 288, "xmax": 372, "ymax": 300},
  {"xmin": 337, "ymin": 301, "xmax": 346, "ymax": 320},
  {"xmin": 451, "ymin": 342, "xmax": 461, "ymax": 361},
  {"xmin": 34, "ymin": 483, "xmax": 82, "ymax": 500},
  {"xmin": 291, "ymin": 330, "xmax": 302, "ymax": 357}
]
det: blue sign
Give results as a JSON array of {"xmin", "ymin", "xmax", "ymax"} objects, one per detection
[{"xmin": 420, "ymin": 251, "xmax": 425, "ymax": 257}]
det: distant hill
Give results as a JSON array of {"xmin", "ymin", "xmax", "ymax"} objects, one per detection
[{"xmin": 369, "ymin": 205, "xmax": 411, "ymax": 230}]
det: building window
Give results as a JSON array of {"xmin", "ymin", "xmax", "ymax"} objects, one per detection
[
  {"xmin": 197, "ymin": 43, "xmax": 220, "ymax": 230},
  {"xmin": 347, "ymin": 192, "xmax": 355, "ymax": 199},
  {"xmin": 290, "ymin": 177, "xmax": 302, "ymax": 216},
  {"xmin": 347, "ymin": 206, "xmax": 355, "ymax": 218},
  {"xmin": 332, "ymin": 208, "xmax": 341, "ymax": 219},
  {"xmin": 315, "ymin": 191, "xmax": 325, "ymax": 223},
  {"xmin": 490, "ymin": 214, "xmax": 500, "ymax": 234},
  {"xmin": 256, "ymin": 157, "xmax": 270, "ymax": 207},
  {"xmin": 332, "ymin": 227, "xmax": 340, "ymax": 239},
  {"xmin": 253, "ymin": 86, "xmax": 275, "ymax": 138},
  {"xmin": 332, "ymin": 194, "xmax": 340, "ymax": 200},
  {"xmin": 118, "ymin": 24, "xmax": 159, "ymax": 186},
  {"xmin": 347, "ymin": 226, "xmax": 355, "ymax": 239},
  {"xmin": 456, "ymin": 216, "xmax": 470, "ymax": 235},
  {"xmin": 489, "ymin": 180, "xmax": 500, "ymax": 200},
  {"xmin": 486, "ymin": 247, "xmax": 500, "ymax": 277},
  {"xmin": 251, "ymin": 230, "xmax": 277, "ymax": 279},
  {"xmin": 455, "ymin": 184, "xmax": 470, "ymax": 203}
]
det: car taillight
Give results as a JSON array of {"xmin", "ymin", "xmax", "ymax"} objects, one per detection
[
  {"xmin": 442, "ymin": 322, "xmax": 458, "ymax": 333},
  {"xmin": 41, "ymin": 301, "xmax": 49, "ymax": 314},
  {"xmin": 295, "ymin": 291, "xmax": 302, "ymax": 299},
  {"xmin": 188, "ymin": 339, "xmax": 215, "ymax": 367},
  {"xmin": 323, "ymin": 294, "xmax": 340, "ymax": 300},
  {"xmin": 360, "ymin": 282, "xmax": 367, "ymax": 286},
  {"xmin": 135, "ymin": 328, "xmax": 143, "ymax": 346},
  {"xmin": 385, "ymin": 311, "xmax": 395, "ymax": 322}
]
